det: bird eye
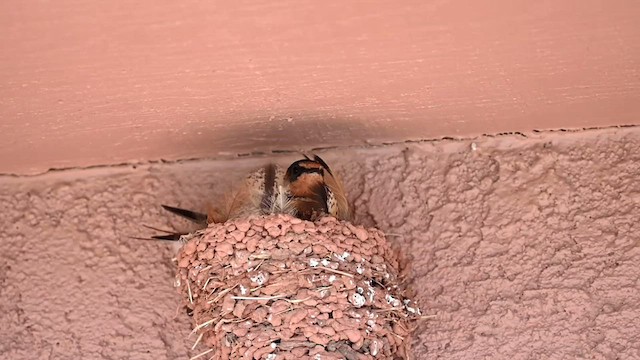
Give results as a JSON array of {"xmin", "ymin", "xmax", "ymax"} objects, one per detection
[
  {"xmin": 286, "ymin": 163, "xmax": 304, "ymax": 181},
  {"xmin": 293, "ymin": 164, "xmax": 303, "ymax": 177}
]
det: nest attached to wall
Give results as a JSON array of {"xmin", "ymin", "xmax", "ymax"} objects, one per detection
[{"xmin": 175, "ymin": 214, "xmax": 422, "ymax": 360}]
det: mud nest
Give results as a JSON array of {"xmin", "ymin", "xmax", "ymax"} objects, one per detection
[{"xmin": 175, "ymin": 214, "xmax": 422, "ymax": 360}]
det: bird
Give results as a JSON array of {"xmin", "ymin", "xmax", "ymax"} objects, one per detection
[
  {"xmin": 284, "ymin": 155, "xmax": 352, "ymax": 222},
  {"xmin": 144, "ymin": 155, "xmax": 352, "ymax": 241}
]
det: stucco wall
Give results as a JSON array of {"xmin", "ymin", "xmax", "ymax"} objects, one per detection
[
  {"xmin": 1, "ymin": 127, "xmax": 638, "ymax": 359},
  {"xmin": 2, "ymin": 0, "xmax": 640, "ymax": 175}
]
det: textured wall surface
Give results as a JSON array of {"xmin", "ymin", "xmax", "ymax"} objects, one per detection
[
  {"xmin": 0, "ymin": 127, "xmax": 639, "ymax": 359},
  {"xmin": 2, "ymin": 0, "xmax": 640, "ymax": 175}
]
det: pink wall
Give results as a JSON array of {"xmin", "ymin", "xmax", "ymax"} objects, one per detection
[
  {"xmin": 1, "ymin": 0, "xmax": 639, "ymax": 175},
  {"xmin": 1, "ymin": 127, "xmax": 638, "ymax": 359}
]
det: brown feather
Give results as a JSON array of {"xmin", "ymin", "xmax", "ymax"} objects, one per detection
[
  {"xmin": 218, "ymin": 178, "xmax": 259, "ymax": 221},
  {"xmin": 292, "ymin": 195, "xmax": 326, "ymax": 220},
  {"xmin": 312, "ymin": 155, "xmax": 352, "ymax": 221},
  {"xmin": 261, "ymin": 163, "xmax": 277, "ymax": 209}
]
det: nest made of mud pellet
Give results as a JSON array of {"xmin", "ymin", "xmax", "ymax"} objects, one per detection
[{"xmin": 175, "ymin": 214, "xmax": 422, "ymax": 360}]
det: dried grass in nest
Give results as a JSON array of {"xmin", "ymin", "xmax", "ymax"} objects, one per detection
[{"xmin": 175, "ymin": 214, "xmax": 423, "ymax": 360}]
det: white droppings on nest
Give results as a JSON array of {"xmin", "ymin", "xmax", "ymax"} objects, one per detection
[
  {"xmin": 239, "ymin": 285, "xmax": 248, "ymax": 296},
  {"xmin": 309, "ymin": 258, "xmax": 320, "ymax": 267},
  {"xmin": 350, "ymin": 293, "xmax": 366, "ymax": 308},
  {"xmin": 334, "ymin": 251, "xmax": 350, "ymax": 261},
  {"xmin": 370, "ymin": 339, "xmax": 381, "ymax": 356},
  {"xmin": 385, "ymin": 294, "xmax": 402, "ymax": 307},
  {"xmin": 404, "ymin": 299, "xmax": 421, "ymax": 315},
  {"xmin": 368, "ymin": 287, "xmax": 376, "ymax": 302},
  {"xmin": 250, "ymin": 272, "xmax": 267, "ymax": 286},
  {"xmin": 328, "ymin": 275, "xmax": 336, "ymax": 283},
  {"xmin": 320, "ymin": 258, "xmax": 330, "ymax": 267}
]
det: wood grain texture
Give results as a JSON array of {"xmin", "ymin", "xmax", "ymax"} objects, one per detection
[{"xmin": 1, "ymin": 0, "xmax": 639, "ymax": 174}]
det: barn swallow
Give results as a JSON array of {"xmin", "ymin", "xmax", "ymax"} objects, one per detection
[{"xmin": 145, "ymin": 155, "xmax": 351, "ymax": 241}]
